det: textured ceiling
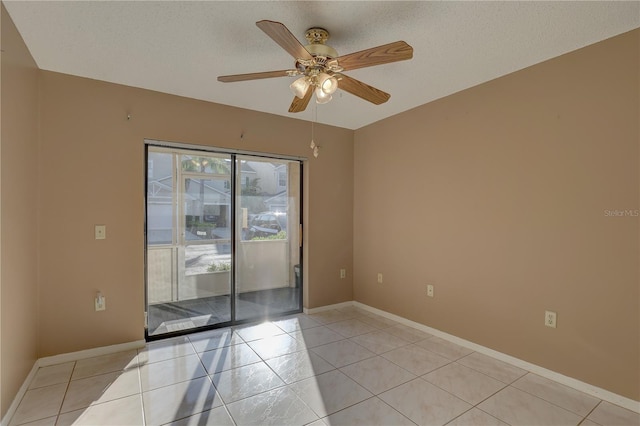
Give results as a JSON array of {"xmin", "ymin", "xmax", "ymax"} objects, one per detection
[{"xmin": 4, "ymin": 1, "xmax": 639, "ymax": 130}]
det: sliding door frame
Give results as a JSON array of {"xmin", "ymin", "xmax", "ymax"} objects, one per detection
[{"xmin": 144, "ymin": 140, "xmax": 305, "ymax": 341}]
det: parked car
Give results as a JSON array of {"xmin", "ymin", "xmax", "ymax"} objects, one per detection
[{"xmin": 246, "ymin": 211, "xmax": 286, "ymax": 239}]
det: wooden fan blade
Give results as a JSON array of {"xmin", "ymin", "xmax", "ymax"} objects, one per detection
[
  {"xmin": 218, "ymin": 70, "xmax": 292, "ymax": 83},
  {"xmin": 337, "ymin": 41, "xmax": 413, "ymax": 71},
  {"xmin": 338, "ymin": 74, "xmax": 390, "ymax": 105},
  {"xmin": 256, "ymin": 20, "xmax": 313, "ymax": 61},
  {"xmin": 288, "ymin": 86, "xmax": 313, "ymax": 113}
]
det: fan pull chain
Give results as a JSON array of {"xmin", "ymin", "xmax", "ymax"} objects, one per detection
[
  {"xmin": 310, "ymin": 103, "xmax": 319, "ymax": 158},
  {"xmin": 310, "ymin": 120, "xmax": 315, "ymax": 149}
]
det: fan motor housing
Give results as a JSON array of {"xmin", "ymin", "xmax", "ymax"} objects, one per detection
[
  {"xmin": 304, "ymin": 27, "xmax": 338, "ymax": 58},
  {"xmin": 305, "ymin": 43, "xmax": 338, "ymax": 59}
]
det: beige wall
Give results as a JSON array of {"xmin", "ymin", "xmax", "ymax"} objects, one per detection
[
  {"xmin": 36, "ymin": 71, "xmax": 354, "ymax": 357},
  {"xmin": 354, "ymin": 29, "xmax": 639, "ymax": 400},
  {"xmin": 0, "ymin": 4, "xmax": 40, "ymax": 417}
]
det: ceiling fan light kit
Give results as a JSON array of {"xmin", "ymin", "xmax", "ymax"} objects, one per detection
[
  {"xmin": 218, "ymin": 20, "xmax": 413, "ymax": 113},
  {"xmin": 290, "ymin": 72, "xmax": 338, "ymax": 105},
  {"xmin": 290, "ymin": 77, "xmax": 310, "ymax": 99},
  {"xmin": 315, "ymin": 87, "xmax": 332, "ymax": 104},
  {"xmin": 317, "ymin": 73, "xmax": 338, "ymax": 95}
]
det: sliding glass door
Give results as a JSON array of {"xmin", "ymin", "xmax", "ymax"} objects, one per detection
[{"xmin": 145, "ymin": 145, "xmax": 302, "ymax": 338}]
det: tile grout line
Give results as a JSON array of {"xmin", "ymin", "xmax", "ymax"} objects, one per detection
[
  {"xmin": 321, "ymin": 394, "xmax": 416, "ymax": 425},
  {"xmin": 55, "ymin": 360, "xmax": 77, "ymax": 421},
  {"xmin": 217, "ymin": 329, "xmax": 321, "ymax": 425},
  {"xmin": 194, "ymin": 327, "xmax": 292, "ymax": 417},
  {"xmin": 474, "ymin": 406, "xmax": 515, "ymax": 426},
  {"xmin": 581, "ymin": 400, "xmax": 604, "ymax": 426},
  {"xmin": 509, "ymin": 373, "xmax": 603, "ymax": 420},
  {"xmin": 443, "ymin": 406, "xmax": 510, "ymax": 426},
  {"xmin": 9, "ymin": 362, "xmax": 77, "ymax": 426},
  {"xmin": 418, "ymin": 358, "xmax": 508, "ymax": 401},
  {"xmin": 143, "ymin": 336, "xmax": 217, "ymax": 425},
  {"xmin": 490, "ymin": 386, "xmax": 592, "ymax": 425},
  {"xmin": 136, "ymin": 358, "xmax": 147, "ymax": 426},
  {"xmin": 301, "ymin": 368, "xmax": 376, "ymax": 421},
  {"xmin": 452, "ymin": 351, "xmax": 527, "ymax": 386},
  {"xmin": 220, "ymin": 321, "xmax": 350, "ymax": 421},
  {"xmin": 333, "ymin": 343, "xmax": 479, "ymax": 424}
]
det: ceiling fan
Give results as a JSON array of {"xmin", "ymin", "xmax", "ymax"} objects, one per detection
[{"xmin": 218, "ymin": 20, "xmax": 413, "ymax": 113}]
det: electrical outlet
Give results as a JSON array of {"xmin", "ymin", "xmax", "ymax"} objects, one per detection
[
  {"xmin": 95, "ymin": 292, "xmax": 106, "ymax": 311},
  {"xmin": 545, "ymin": 310, "xmax": 557, "ymax": 328},
  {"xmin": 427, "ymin": 285, "xmax": 434, "ymax": 297},
  {"xmin": 95, "ymin": 225, "xmax": 106, "ymax": 240},
  {"xmin": 340, "ymin": 269, "xmax": 346, "ymax": 279},
  {"xmin": 377, "ymin": 273, "xmax": 383, "ymax": 284}
]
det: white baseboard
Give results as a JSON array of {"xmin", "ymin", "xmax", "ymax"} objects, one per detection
[
  {"xmin": 38, "ymin": 340, "xmax": 146, "ymax": 367},
  {"xmin": 352, "ymin": 301, "xmax": 640, "ymax": 414},
  {"xmin": 304, "ymin": 300, "xmax": 353, "ymax": 314},
  {"xmin": 1, "ymin": 361, "xmax": 39, "ymax": 426},
  {"xmin": 1, "ymin": 340, "xmax": 146, "ymax": 426}
]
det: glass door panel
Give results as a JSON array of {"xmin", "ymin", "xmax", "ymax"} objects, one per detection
[
  {"xmin": 178, "ymin": 174, "xmax": 232, "ymax": 327},
  {"xmin": 146, "ymin": 149, "xmax": 233, "ymax": 336},
  {"xmin": 235, "ymin": 156, "xmax": 301, "ymax": 321},
  {"xmin": 146, "ymin": 148, "xmax": 178, "ymax": 336}
]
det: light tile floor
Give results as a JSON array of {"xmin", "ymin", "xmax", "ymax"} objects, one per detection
[{"xmin": 8, "ymin": 307, "xmax": 640, "ymax": 426}]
